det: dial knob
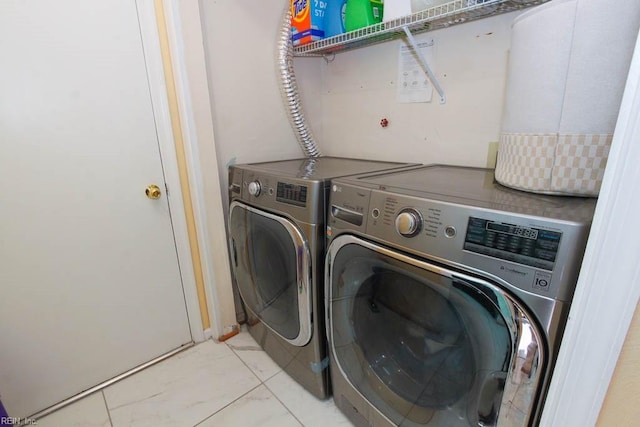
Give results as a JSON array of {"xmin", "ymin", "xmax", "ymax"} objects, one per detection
[
  {"xmin": 395, "ymin": 209, "xmax": 422, "ymax": 237},
  {"xmin": 248, "ymin": 181, "xmax": 261, "ymax": 197}
]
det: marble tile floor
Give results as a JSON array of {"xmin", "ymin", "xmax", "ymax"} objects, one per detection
[{"xmin": 37, "ymin": 329, "xmax": 353, "ymax": 427}]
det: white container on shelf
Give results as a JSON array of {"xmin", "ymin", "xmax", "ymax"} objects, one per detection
[
  {"xmin": 411, "ymin": 0, "xmax": 450, "ymax": 13},
  {"xmin": 384, "ymin": 0, "xmax": 412, "ymax": 21},
  {"xmin": 495, "ymin": 0, "xmax": 640, "ymax": 196}
]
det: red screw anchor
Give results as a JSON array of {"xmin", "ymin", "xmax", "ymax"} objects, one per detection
[{"xmin": 380, "ymin": 118, "xmax": 389, "ymax": 128}]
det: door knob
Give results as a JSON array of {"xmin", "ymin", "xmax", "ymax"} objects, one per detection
[{"xmin": 145, "ymin": 184, "xmax": 162, "ymax": 199}]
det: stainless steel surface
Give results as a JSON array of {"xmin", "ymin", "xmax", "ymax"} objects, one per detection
[
  {"xmin": 342, "ymin": 164, "xmax": 596, "ymax": 221},
  {"xmin": 230, "ymin": 157, "xmax": 418, "ymax": 225},
  {"xmin": 277, "ymin": 7, "xmax": 320, "ymax": 158},
  {"xmin": 329, "ymin": 165, "xmax": 595, "ymax": 302},
  {"xmin": 325, "ymin": 164, "xmax": 595, "ymax": 426},
  {"xmin": 240, "ymin": 157, "xmax": 416, "ymax": 180},
  {"xmin": 227, "ymin": 157, "xmax": 418, "ymax": 401},
  {"xmin": 326, "ymin": 235, "xmax": 545, "ymax": 427},
  {"xmin": 331, "ymin": 205, "xmax": 364, "ymax": 226},
  {"xmin": 229, "ymin": 201, "xmax": 312, "ymax": 347}
]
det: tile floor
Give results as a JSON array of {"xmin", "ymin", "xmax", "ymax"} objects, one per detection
[{"xmin": 36, "ymin": 329, "xmax": 353, "ymax": 427}]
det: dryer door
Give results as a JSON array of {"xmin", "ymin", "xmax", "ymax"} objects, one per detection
[
  {"xmin": 229, "ymin": 201, "xmax": 312, "ymax": 346},
  {"xmin": 326, "ymin": 235, "xmax": 544, "ymax": 427}
]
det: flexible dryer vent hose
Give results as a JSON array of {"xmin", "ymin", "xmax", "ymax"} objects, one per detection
[{"xmin": 277, "ymin": 7, "xmax": 321, "ymax": 158}]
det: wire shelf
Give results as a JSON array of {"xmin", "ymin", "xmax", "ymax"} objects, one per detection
[{"xmin": 293, "ymin": 0, "xmax": 549, "ymax": 56}]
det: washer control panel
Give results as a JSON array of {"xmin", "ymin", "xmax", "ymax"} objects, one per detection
[
  {"xmin": 328, "ymin": 180, "xmax": 591, "ymax": 302},
  {"xmin": 463, "ymin": 217, "xmax": 562, "ymax": 271}
]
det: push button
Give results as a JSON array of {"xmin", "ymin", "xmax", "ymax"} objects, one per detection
[{"xmin": 444, "ymin": 226, "xmax": 456, "ymax": 238}]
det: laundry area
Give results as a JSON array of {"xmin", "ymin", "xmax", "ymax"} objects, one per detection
[{"xmin": 1, "ymin": 0, "xmax": 640, "ymax": 426}]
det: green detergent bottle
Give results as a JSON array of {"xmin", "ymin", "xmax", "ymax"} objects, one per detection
[{"xmin": 344, "ymin": 0, "xmax": 384, "ymax": 32}]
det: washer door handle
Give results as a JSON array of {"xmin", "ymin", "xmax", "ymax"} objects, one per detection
[
  {"xmin": 231, "ymin": 238, "xmax": 238, "ymax": 267},
  {"xmin": 476, "ymin": 371, "xmax": 507, "ymax": 426},
  {"xmin": 297, "ymin": 246, "xmax": 305, "ymax": 293}
]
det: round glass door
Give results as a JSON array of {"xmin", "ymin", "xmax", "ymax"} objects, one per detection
[
  {"xmin": 229, "ymin": 202, "xmax": 311, "ymax": 346},
  {"xmin": 328, "ymin": 236, "xmax": 516, "ymax": 426}
]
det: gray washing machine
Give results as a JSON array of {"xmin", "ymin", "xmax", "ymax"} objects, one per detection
[
  {"xmin": 227, "ymin": 157, "xmax": 417, "ymax": 399},
  {"xmin": 325, "ymin": 165, "xmax": 596, "ymax": 426}
]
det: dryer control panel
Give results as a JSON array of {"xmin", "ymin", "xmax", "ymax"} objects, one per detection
[{"xmin": 228, "ymin": 166, "xmax": 324, "ymax": 224}]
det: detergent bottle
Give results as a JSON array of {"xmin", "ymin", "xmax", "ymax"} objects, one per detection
[{"xmin": 345, "ymin": 0, "xmax": 384, "ymax": 32}]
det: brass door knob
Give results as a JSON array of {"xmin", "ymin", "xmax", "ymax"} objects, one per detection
[{"xmin": 145, "ymin": 184, "xmax": 162, "ymax": 199}]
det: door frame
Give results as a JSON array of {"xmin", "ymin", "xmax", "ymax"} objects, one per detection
[
  {"xmin": 137, "ymin": 0, "xmax": 213, "ymax": 342},
  {"xmin": 540, "ymin": 27, "xmax": 640, "ymax": 426}
]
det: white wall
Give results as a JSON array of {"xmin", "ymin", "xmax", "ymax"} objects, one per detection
[
  {"xmin": 200, "ymin": 2, "xmax": 520, "ymax": 204},
  {"xmin": 199, "ymin": 1, "xmax": 323, "ymax": 212},
  {"xmin": 199, "ymin": 1, "xmax": 325, "ymax": 323},
  {"xmin": 320, "ymin": 12, "xmax": 519, "ymax": 166}
]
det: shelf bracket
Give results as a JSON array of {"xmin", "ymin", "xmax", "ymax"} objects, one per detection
[
  {"xmin": 323, "ymin": 53, "xmax": 335, "ymax": 64},
  {"xmin": 402, "ymin": 26, "xmax": 446, "ymax": 104}
]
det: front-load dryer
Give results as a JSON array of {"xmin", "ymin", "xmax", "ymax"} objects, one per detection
[
  {"xmin": 227, "ymin": 157, "xmax": 417, "ymax": 399},
  {"xmin": 325, "ymin": 165, "xmax": 596, "ymax": 425}
]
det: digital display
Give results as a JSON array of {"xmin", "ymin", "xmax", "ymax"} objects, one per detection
[
  {"xmin": 487, "ymin": 222, "xmax": 539, "ymax": 240},
  {"xmin": 276, "ymin": 182, "xmax": 307, "ymax": 207},
  {"xmin": 463, "ymin": 217, "xmax": 562, "ymax": 270}
]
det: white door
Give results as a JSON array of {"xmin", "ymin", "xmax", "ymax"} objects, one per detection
[{"xmin": 0, "ymin": 0, "xmax": 193, "ymax": 417}]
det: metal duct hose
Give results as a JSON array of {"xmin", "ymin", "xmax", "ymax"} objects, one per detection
[{"xmin": 277, "ymin": 7, "xmax": 320, "ymax": 158}]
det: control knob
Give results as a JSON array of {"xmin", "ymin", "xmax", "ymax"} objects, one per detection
[
  {"xmin": 248, "ymin": 180, "xmax": 262, "ymax": 197},
  {"xmin": 395, "ymin": 208, "xmax": 422, "ymax": 237}
]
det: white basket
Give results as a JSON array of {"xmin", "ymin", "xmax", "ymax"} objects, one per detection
[
  {"xmin": 496, "ymin": 133, "xmax": 612, "ymax": 196},
  {"xmin": 496, "ymin": 0, "xmax": 640, "ymax": 196}
]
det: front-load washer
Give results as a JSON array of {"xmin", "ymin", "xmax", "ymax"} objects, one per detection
[
  {"xmin": 325, "ymin": 165, "xmax": 596, "ymax": 425},
  {"xmin": 227, "ymin": 157, "xmax": 418, "ymax": 399}
]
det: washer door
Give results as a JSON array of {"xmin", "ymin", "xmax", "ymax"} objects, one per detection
[
  {"xmin": 327, "ymin": 235, "xmax": 543, "ymax": 426},
  {"xmin": 229, "ymin": 201, "xmax": 312, "ymax": 346}
]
